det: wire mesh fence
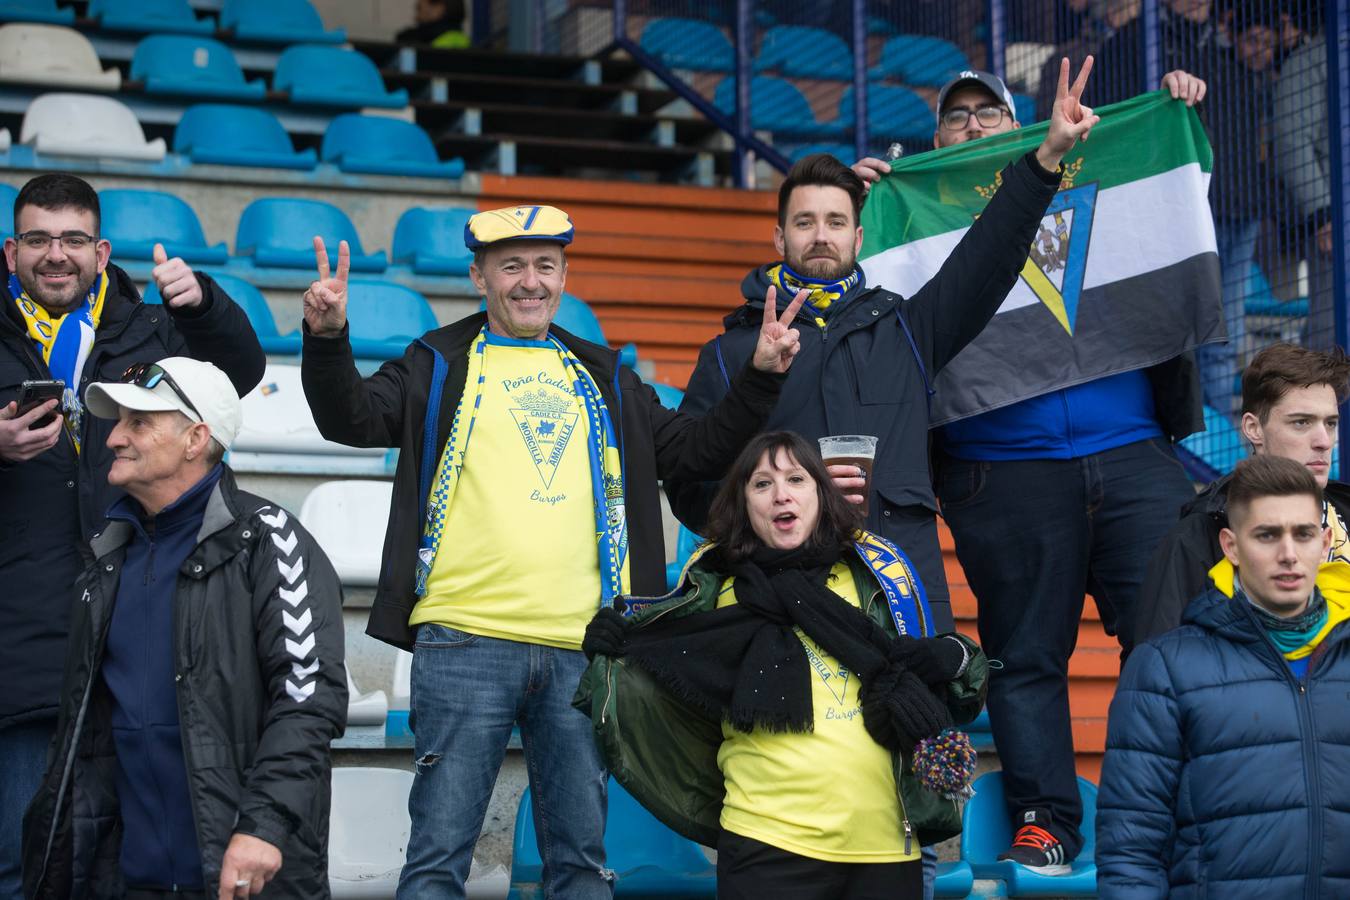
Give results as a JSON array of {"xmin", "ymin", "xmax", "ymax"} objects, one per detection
[{"xmin": 471, "ymin": 0, "xmax": 1346, "ymax": 477}]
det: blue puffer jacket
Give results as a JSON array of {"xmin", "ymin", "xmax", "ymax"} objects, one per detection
[{"xmin": 1096, "ymin": 566, "xmax": 1350, "ymax": 899}]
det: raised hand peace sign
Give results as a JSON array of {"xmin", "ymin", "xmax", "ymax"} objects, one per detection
[
  {"xmin": 751, "ymin": 285, "xmax": 808, "ymax": 374},
  {"xmin": 302, "ymin": 236, "xmax": 350, "ymax": 338},
  {"xmin": 1037, "ymin": 55, "xmax": 1100, "ymax": 171}
]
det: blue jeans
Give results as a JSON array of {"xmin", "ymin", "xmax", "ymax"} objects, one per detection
[
  {"xmin": 1198, "ymin": 218, "xmax": 1260, "ymax": 417},
  {"xmin": 0, "ymin": 719, "xmax": 55, "ymax": 900},
  {"xmin": 397, "ymin": 625, "xmax": 612, "ymax": 900},
  {"xmin": 936, "ymin": 438, "xmax": 1193, "ymax": 861}
]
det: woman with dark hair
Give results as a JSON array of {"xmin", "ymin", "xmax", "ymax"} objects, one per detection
[{"xmin": 575, "ymin": 431, "xmax": 987, "ymax": 899}]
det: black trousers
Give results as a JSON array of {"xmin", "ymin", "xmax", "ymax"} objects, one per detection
[
  {"xmin": 716, "ymin": 830, "xmax": 923, "ymax": 900},
  {"xmin": 936, "ymin": 437, "xmax": 1193, "ymax": 860}
]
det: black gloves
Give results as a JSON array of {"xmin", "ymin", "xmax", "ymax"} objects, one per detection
[
  {"xmin": 889, "ymin": 634, "xmax": 968, "ymax": 688},
  {"xmin": 859, "ymin": 665, "xmax": 952, "ymax": 753},
  {"xmin": 582, "ymin": 606, "xmax": 628, "ymax": 661}
]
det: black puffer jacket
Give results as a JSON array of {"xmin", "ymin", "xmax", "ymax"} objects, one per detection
[
  {"xmin": 22, "ymin": 468, "xmax": 347, "ymax": 899},
  {"xmin": 0, "ymin": 259, "xmax": 264, "ymax": 727}
]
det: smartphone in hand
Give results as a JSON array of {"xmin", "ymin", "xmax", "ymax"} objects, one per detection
[{"xmin": 17, "ymin": 379, "xmax": 65, "ymax": 429}]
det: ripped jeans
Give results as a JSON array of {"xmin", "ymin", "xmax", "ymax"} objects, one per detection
[{"xmin": 397, "ymin": 624, "xmax": 612, "ymax": 900}]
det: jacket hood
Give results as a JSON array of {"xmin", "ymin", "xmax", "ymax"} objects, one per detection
[
  {"xmin": 1182, "ymin": 473, "xmax": 1230, "ymax": 519},
  {"xmin": 1187, "ymin": 558, "xmax": 1350, "ymax": 642}
]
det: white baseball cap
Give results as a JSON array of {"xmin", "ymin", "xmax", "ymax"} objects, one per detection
[{"xmin": 85, "ymin": 357, "xmax": 242, "ymax": 450}]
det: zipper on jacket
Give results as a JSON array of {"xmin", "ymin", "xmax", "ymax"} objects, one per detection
[
  {"xmin": 1244, "ymin": 606, "xmax": 1324, "ymax": 899},
  {"xmin": 903, "ymin": 817, "xmax": 913, "ymax": 855}
]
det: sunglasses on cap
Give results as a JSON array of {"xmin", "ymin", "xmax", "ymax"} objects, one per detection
[{"xmin": 120, "ymin": 362, "xmax": 202, "ymax": 421}]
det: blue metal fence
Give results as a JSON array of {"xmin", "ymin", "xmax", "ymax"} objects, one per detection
[{"xmin": 474, "ymin": 0, "xmax": 1348, "ymax": 476}]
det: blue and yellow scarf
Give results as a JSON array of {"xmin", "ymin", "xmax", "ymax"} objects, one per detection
[
  {"xmin": 766, "ymin": 262, "xmax": 863, "ymax": 327},
  {"xmin": 10, "ymin": 271, "xmax": 107, "ymax": 453},
  {"xmin": 416, "ymin": 326, "xmax": 629, "ymax": 603}
]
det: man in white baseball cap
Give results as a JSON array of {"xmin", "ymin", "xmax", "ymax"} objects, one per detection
[{"xmin": 24, "ymin": 357, "xmax": 347, "ymax": 900}]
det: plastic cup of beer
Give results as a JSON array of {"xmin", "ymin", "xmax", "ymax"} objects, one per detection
[{"xmin": 818, "ymin": 435, "xmax": 878, "ymax": 514}]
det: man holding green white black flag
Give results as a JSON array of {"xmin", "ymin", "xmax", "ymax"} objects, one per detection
[{"xmin": 853, "ymin": 68, "xmax": 1222, "ymax": 875}]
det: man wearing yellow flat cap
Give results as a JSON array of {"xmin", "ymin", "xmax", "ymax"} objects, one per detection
[{"xmin": 300, "ymin": 206, "xmax": 805, "ymax": 898}]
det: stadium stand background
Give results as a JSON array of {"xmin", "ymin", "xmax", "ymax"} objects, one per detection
[{"xmin": 1, "ymin": 0, "xmax": 1346, "ymax": 895}]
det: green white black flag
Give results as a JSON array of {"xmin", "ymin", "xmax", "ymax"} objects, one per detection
[{"xmin": 860, "ymin": 90, "xmax": 1224, "ymax": 425}]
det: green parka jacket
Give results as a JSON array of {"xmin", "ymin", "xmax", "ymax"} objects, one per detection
[{"xmin": 573, "ymin": 542, "xmax": 988, "ymax": 850}]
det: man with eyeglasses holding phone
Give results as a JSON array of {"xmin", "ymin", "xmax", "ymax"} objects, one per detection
[{"xmin": 0, "ymin": 173, "xmax": 263, "ymax": 900}]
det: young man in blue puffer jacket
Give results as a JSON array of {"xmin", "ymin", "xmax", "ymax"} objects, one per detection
[{"xmin": 1097, "ymin": 454, "xmax": 1350, "ymax": 898}]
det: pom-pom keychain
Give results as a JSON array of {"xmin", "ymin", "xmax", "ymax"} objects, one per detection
[{"xmin": 913, "ymin": 728, "xmax": 977, "ymax": 799}]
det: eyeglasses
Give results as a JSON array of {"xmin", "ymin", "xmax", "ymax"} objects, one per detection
[
  {"xmin": 14, "ymin": 231, "xmax": 98, "ymax": 252},
  {"xmin": 120, "ymin": 362, "xmax": 202, "ymax": 421},
  {"xmin": 940, "ymin": 105, "xmax": 1010, "ymax": 131}
]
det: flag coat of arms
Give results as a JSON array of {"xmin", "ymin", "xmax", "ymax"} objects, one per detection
[{"xmin": 860, "ymin": 91, "xmax": 1224, "ymax": 426}]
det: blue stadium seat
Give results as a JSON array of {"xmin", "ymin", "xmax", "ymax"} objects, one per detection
[
  {"xmin": 553, "ymin": 294, "xmax": 638, "ymax": 368},
  {"xmin": 934, "ymin": 860, "xmax": 975, "ymax": 898},
  {"xmin": 274, "ymin": 45, "xmax": 408, "ymax": 109},
  {"xmin": 174, "ymin": 104, "xmax": 317, "ymax": 170},
  {"xmin": 345, "ymin": 280, "xmax": 438, "ymax": 360},
  {"xmin": 235, "ymin": 198, "xmax": 388, "ymax": 272},
  {"xmin": 1013, "ymin": 92, "xmax": 1037, "ymax": 123},
  {"xmin": 88, "ymin": 0, "xmax": 213, "ymax": 34},
  {"xmin": 219, "ymin": 0, "xmax": 344, "ymax": 44},
  {"xmin": 713, "ymin": 75, "xmax": 844, "ymax": 140},
  {"xmin": 666, "ymin": 524, "xmax": 702, "ymax": 591},
  {"xmin": 321, "ymin": 113, "xmax": 464, "ymax": 179},
  {"xmin": 869, "ymin": 34, "xmax": 970, "ymax": 86},
  {"xmin": 755, "ymin": 25, "xmax": 852, "ymax": 80},
  {"xmin": 208, "ymin": 273, "xmax": 301, "ymax": 355},
  {"xmin": 966, "ymin": 709, "xmax": 995, "ymax": 751},
  {"xmin": 508, "ymin": 778, "xmax": 716, "ymax": 899},
  {"xmin": 1243, "ymin": 261, "xmax": 1309, "ymax": 316},
  {"xmin": 639, "ymin": 18, "xmax": 733, "ymax": 73},
  {"xmin": 0, "ymin": 0, "xmax": 74, "ymax": 25},
  {"xmin": 391, "ymin": 206, "xmax": 474, "ymax": 276},
  {"xmin": 837, "ymin": 84, "xmax": 933, "ymax": 141},
  {"xmin": 0, "ymin": 182, "xmax": 17, "ymax": 237},
  {"xmin": 648, "ymin": 381, "xmax": 684, "ymax": 411},
  {"xmin": 99, "ymin": 189, "xmax": 228, "ymax": 265},
  {"xmin": 130, "ymin": 35, "xmax": 265, "ymax": 101},
  {"xmin": 788, "ymin": 143, "xmax": 854, "ymax": 164},
  {"xmin": 143, "ymin": 272, "xmax": 301, "ymax": 356},
  {"xmin": 1179, "ymin": 405, "xmax": 1246, "ymax": 475},
  {"xmin": 963, "ymin": 771, "xmax": 1099, "ymax": 896}
]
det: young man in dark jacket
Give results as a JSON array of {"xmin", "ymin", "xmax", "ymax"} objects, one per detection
[
  {"xmin": 22, "ymin": 358, "xmax": 345, "ymax": 900},
  {"xmin": 1098, "ymin": 455, "xmax": 1350, "ymax": 898},
  {"xmin": 0, "ymin": 174, "xmax": 264, "ymax": 900},
  {"xmin": 1135, "ymin": 342, "xmax": 1350, "ymax": 646},
  {"xmin": 667, "ymin": 60, "xmax": 1099, "ymax": 640},
  {"xmin": 299, "ymin": 206, "xmax": 801, "ymax": 898}
]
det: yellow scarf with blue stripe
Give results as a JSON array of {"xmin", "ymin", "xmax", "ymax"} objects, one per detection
[
  {"xmin": 10, "ymin": 271, "xmax": 107, "ymax": 453},
  {"xmin": 416, "ymin": 326, "xmax": 629, "ymax": 603},
  {"xmin": 766, "ymin": 263, "xmax": 862, "ymax": 328}
]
